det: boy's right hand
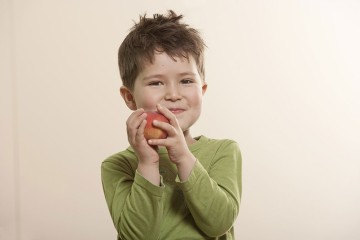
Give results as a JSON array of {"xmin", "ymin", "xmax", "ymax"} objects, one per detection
[{"xmin": 126, "ymin": 109, "xmax": 161, "ymax": 185}]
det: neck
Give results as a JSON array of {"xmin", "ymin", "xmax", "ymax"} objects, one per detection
[{"xmin": 183, "ymin": 129, "xmax": 196, "ymax": 145}]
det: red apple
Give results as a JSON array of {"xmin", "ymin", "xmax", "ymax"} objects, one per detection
[{"xmin": 144, "ymin": 111, "xmax": 169, "ymax": 140}]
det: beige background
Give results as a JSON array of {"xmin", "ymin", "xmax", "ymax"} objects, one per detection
[{"xmin": 1, "ymin": 0, "xmax": 360, "ymax": 239}]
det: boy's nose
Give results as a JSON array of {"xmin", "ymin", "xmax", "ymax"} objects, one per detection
[{"xmin": 165, "ymin": 85, "xmax": 182, "ymax": 101}]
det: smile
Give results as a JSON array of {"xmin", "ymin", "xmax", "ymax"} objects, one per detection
[{"xmin": 169, "ymin": 108, "xmax": 184, "ymax": 114}]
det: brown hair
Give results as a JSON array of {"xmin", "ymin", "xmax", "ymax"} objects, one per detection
[{"xmin": 118, "ymin": 10, "xmax": 206, "ymax": 90}]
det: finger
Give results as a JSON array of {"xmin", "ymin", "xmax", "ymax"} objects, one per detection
[
  {"xmin": 127, "ymin": 108, "xmax": 145, "ymax": 125},
  {"xmin": 127, "ymin": 110, "xmax": 146, "ymax": 130},
  {"xmin": 156, "ymin": 104, "xmax": 178, "ymax": 125},
  {"xmin": 148, "ymin": 138, "xmax": 168, "ymax": 147},
  {"xmin": 126, "ymin": 109, "xmax": 146, "ymax": 141},
  {"xmin": 135, "ymin": 119, "xmax": 147, "ymax": 139},
  {"xmin": 152, "ymin": 119, "xmax": 175, "ymax": 135}
]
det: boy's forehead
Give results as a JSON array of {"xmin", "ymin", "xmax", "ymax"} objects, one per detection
[
  {"xmin": 134, "ymin": 52, "xmax": 202, "ymax": 82},
  {"xmin": 141, "ymin": 50, "xmax": 191, "ymax": 66},
  {"xmin": 141, "ymin": 52, "xmax": 195, "ymax": 71}
]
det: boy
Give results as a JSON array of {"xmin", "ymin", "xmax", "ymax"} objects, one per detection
[{"xmin": 101, "ymin": 10, "xmax": 242, "ymax": 240}]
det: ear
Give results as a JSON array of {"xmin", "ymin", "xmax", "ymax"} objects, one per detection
[
  {"xmin": 120, "ymin": 86, "xmax": 137, "ymax": 110},
  {"xmin": 201, "ymin": 83, "xmax": 208, "ymax": 96}
]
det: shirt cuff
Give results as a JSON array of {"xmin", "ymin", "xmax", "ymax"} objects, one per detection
[
  {"xmin": 175, "ymin": 159, "xmax": 206, "ymax": 192},
  {"xmin": 134, "ymin": 170, "xmax": 165, "ymax": 197}
]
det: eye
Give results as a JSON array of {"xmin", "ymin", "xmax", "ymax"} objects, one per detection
[
  {"xmin": 180, "ymin": 79, "xmax": 194, "ymax": 84},
  {"xmin": 148, "ymin": 81, "xmax": 163, "ymax": 86}
]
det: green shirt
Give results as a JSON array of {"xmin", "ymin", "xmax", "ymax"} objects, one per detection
[{"xmin": 101, "ymin": 136, "xmax": 242, "ymax": 240}]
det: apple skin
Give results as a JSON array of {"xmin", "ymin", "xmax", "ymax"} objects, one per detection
[{"xmin": 144, "ymin": 111, "xmax": 170, "ymax": 140}]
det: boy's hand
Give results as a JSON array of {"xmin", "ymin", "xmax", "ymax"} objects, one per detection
[
  {"xmin": 126, "ymin": 109, "xmax": 161, "ymax": 185},
  {"xmin": 148, "ymin": 104, "xmax": 196, "ymax": 181}
]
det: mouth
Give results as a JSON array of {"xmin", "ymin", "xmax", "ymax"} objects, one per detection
[{"xmin": 168, "ymin": 108, "xmax": 185, "ymax": 114}]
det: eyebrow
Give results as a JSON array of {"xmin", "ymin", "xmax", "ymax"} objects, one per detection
[
  {"xmin": 178, "ymin": 72, "xmax": 197, "ymax": 77},
  {"xmin": 142, "ymin": 74, "xmax": 165, "ymax": 81},
  {"xmin": 142, "ymin": 72, "xmax": 197, "ymax": 81}
]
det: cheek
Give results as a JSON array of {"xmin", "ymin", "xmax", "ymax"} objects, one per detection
[
  {"xmin": 135, "ymin": 93, "xmax": 159, "ymax": 110},
  {"xmin": 188, "ymin": 90, "xmax": 203, "ymax": 106}
]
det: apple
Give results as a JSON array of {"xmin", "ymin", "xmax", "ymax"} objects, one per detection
[{"xmin": 144, "ymin": 111, "xmax": 169, "ymax": 140}]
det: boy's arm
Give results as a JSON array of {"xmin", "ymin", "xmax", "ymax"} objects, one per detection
[
  {"xmin": 101, "ymin": 156, "xmax": 165, "ymax": 240},
  {"xmin": 176, "ymin": 140, "xmax": 242, "ymax": 237}
]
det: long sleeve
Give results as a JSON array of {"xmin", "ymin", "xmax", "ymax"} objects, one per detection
[
  {"xmin": 176, "ymin": 140, "xmax": 242, "ymax": 237},
  {"xmin": 101, "ymin": 137, "xmax": 242, "ymax": 239},
  {"xmin": 101, "ymin": 153, "xmax": 165, "ymax": 240}
]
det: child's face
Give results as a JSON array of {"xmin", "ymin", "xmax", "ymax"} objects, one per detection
[{"xmin": 124, "ymin": 51, "xmax": 207, "ymax": 132}]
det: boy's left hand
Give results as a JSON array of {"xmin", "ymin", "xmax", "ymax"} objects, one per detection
[{"xmin": 148, "ymin": 104, "xmax": 196, "ymax": 180}]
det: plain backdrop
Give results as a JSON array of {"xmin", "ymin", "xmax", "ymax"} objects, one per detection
[{"xmin": 1, "ymin": 0, "xmax": 360, "ymax": 239}]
